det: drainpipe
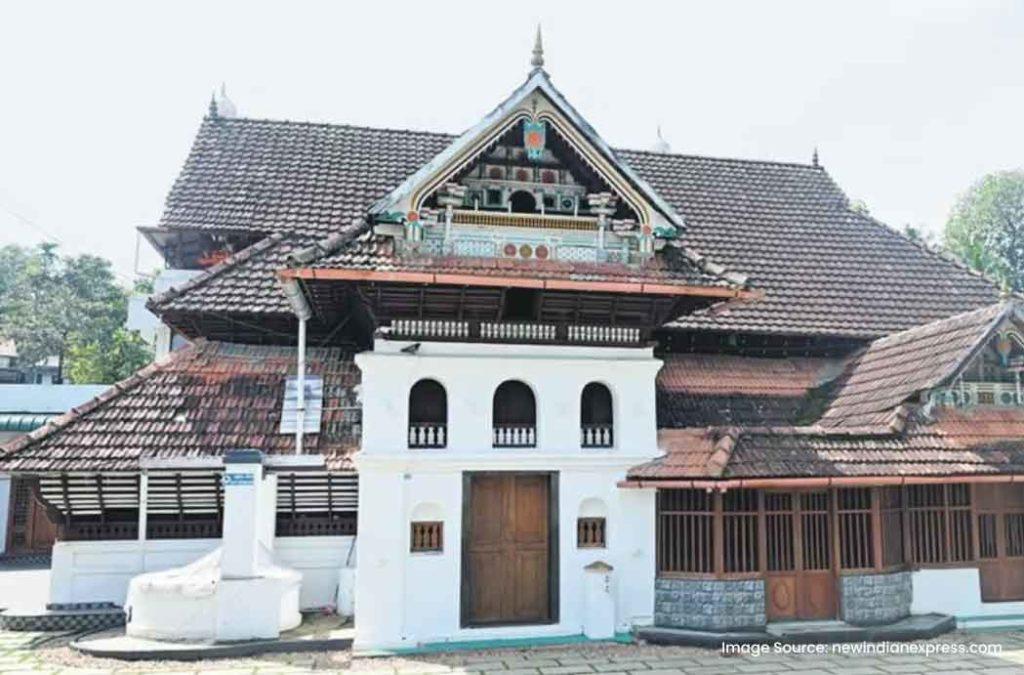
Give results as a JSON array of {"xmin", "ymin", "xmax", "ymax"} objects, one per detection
[{"xmin": 280, "ymin": 277, "xmax": 313, "ymax": 455}]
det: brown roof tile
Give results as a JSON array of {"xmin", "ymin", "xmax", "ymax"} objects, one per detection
[
  {"xmin": 819, "ymin": 302, "xmax": 1013, "ymax": 429},
  {"xmin": 0, "ymin": 341, "xmax": 361, "ymax": 473},
  {"xmin": 151, "ymin": 116, "xmax": 1000, "ymax": 338}
]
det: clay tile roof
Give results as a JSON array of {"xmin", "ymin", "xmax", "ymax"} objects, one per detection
[
  {"xmin": 151, "ymin": 116, "xmax": 1000, "ymax": 338},
  {"xmin": 0, "ymin": 341, "xmax": 361, "ymax": 473},
  {"xmin": 656, "ymin": 353, "xmax": 846, "ymax": 427},
  {"xmin": 819, "ymin": 302, "xmax": 1014, "ymax": 429},
  {"xmin": 628, "ymin": 428, "xmax": 739, "ymax": 479}
]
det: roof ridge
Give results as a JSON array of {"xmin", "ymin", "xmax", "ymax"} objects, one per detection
[
  {"xmin": 0, "ymin": 340, "xmax": 207, "ymax": 458},
  {"xmin": 147, "ymin": 233, "xmax": 287, "ymax": 313},
  {"xmin": 202, "ymin": 113, "xmax": 829, "ymax": 174},
  {"xmin": 203, "ymin": 113, "xmax": 460, "ymax": 141}
]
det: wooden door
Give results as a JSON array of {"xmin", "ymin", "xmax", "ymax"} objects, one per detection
[
  {"xmin": 764, "ymin": 491, "xmax": 836, "ymax": 621},
  {"xmin": 463, "ymin": 473, "xmax": 554, "ymax": 626},
  {"xmin": 6, "ymin": 477, "xmax": 58, "ymax": 554}
]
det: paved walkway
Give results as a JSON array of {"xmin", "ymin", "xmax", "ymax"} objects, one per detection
[{"xmin": 2, "ymin": 629, "xmax": 1024, "ymax": 674}]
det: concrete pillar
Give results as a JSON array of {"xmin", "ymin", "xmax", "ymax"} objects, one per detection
[
  {"xmin": 0, "ymin": 474, "xmax": 10, "ymax": 554},
  {"xmin": 221, "ymin": 450, "xmax": 264, "ymax": 578},
  {"xmin": 583, "ymin": 561, "xmax": 615, "ymax": 640},
  {"xmin": 137, "ymin": 473, "xmax": 148, "ymax": 542}
]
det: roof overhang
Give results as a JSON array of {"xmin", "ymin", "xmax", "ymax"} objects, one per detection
[
  {"xmin": 618, "ymin": 473, "xmax": 1024, "ymax": 490},
  {"xmin": 279, "ymin": 267, "xmax": 757, "ymax": 300}
]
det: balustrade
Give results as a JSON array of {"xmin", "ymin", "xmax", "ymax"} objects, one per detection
[
  {"xmin": 493, "ymin": 424, "xmax": 537, "ymax": 448},
  {"xmin": 408, "ymin": 424, "xmax": 447, "ymax": 448}
]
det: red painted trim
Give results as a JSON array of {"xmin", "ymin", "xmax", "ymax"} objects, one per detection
[
  {"xmin": 279, "ymin": 267, "xmax": 754, "ymax": 299},
  {"xmin": 618, "ymin": 474, "xmax": 1024, "ymax": 490}
]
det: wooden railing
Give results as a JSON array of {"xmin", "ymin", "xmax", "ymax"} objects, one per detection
[
  {"xmin": 581, "ymin": 424, "xmax": 614, "ymax": 448},
  {"xmin": 409, "ymin": 423, "xmax": 447, "ymax": 448},
  {"xmin": 276, "ymin": 514, "xmax": 356, "ymax": 537},
  {"xmin": 388, "ymin": 320, "xmax": 644, "ymax": 346},
  {"xmin": 148, "ymin": 518, "xmax": 223, "ymax": 540},
  {"xmin": 62, "ymin": 520, "xmax": 138, "ymax": 541},
  {"xmin": 493, "ymin": 424, "xmax": 537, "ymax": 448},
  {"xmin": 452, "ymin": 210, "xmax": 598, "ymax": 232}
]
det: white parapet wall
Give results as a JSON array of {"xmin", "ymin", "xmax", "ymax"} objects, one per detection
[
  {"xmin": 50, "ymin": 536, "xmax": 355, "ymax": 610},
  {"xmin": 912, "ymin": 568, "xmax": 1024, "ymax": 629}
]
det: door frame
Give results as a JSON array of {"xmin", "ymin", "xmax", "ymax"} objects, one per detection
[
  {"xmin": 763, "ymin": 489, "xmax": 838, "ymax": 621},
  {"xmin": 460, "ymin": 471, "xmax": 560, "ymax": 628}
]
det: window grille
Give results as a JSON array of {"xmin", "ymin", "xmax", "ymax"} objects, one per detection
[{"xmin": 410, "ymin": 521, "xmax": 443, "ymax": 552}]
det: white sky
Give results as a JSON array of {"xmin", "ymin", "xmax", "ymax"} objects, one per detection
[{"xmin": 1, "ymin": 0, "xmax": 1022, "ymax": 281}]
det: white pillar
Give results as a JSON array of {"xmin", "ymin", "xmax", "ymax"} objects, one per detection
[
  {"xmin": 221, "ymin": 450, "xmax": 264, "ymax": 579},
  {"xmin": 137, "ymin": 473, "xmax": 148, "ymax": 542},
  {"xmin": 0, "ymin": 474, "xmax": 10, "ymax": 555},
  {"xmin": 583, "ymin": 561, "xmax": 616, "ymax": 640}
]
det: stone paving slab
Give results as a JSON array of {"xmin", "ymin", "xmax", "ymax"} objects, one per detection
[{"xmin": 2, "ymin": 628, "xmax": 1024, "ymax": 674}]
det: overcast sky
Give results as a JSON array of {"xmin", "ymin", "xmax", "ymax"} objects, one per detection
[{"xmin": 1, "ymin": 0, "xmax": 1022, "ymax": 281}]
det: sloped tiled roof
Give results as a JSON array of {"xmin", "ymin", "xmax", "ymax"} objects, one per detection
[
  {"xmin": 656, "ymin": 353, "xmax": 845, "ymax": 427},
  {"xmin": 0, "ymin": 341, "xmax": 361, "ymax": 473},
  {"xmin": 819, "ymin": 302, "xmax": 1013, "ymax": 429},
  {"xmin": 630, "ymin": 407, "xmax": 1024, "ymax": 481},
  {"xmin": 151, "ymin": 115, "xmax": 1000, "ymax": 338}
]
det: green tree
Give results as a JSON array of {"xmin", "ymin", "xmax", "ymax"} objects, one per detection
[
  {"xmin": 945, "ymin": 171, "xmax": 1024, "ymax": 291},
  {"xmin": 0, "ymin": 243, "xmax": 152, "ymax": 383},
  {"xmin": 66, "ymin": 328, "xmax": 153, "ymax": 384}
]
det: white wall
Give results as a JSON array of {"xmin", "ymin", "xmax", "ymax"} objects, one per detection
[
  {"xmin": 354, "ymin": 340, "xmax": 662, "ymax": 650},
  {"xmin": 0, "ymin": 474, "xmax": 10, "ymax": 555},
  {"xmin": 50, "ymin": 536, "xmax": 355, "ymax": 610},
  {"xmin": 912, "ymin": 568, "xmax": 1024, "ymax": 628}
]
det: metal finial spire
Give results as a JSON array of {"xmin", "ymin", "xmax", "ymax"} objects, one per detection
[
  {"xmin": 208, "ymin": 92, "xmax": 219, "ymax": 118},
  {"xmin": 531, "ymin": 25, "xmax": 544, "ymax": 70},
  {"xmin": 812, "ymin": 146, "xmax": 820, "ymax": 167}
]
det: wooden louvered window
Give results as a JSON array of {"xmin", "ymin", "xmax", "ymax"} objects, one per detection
[
  {"xmin": 410, "ymin": 521, "xmax": 443, "ymax": 552},
  {"xmin": 276, "ymin": 472, "xmax": 358, "ymax": 536},
  {"xmin": 38, "ymin": 474, "xmax": 140, "ymax": 541},
  {"xmin": 146, "ymin": 471, "xmax": 223, "ymax": 540},
  {"xmin": 577, "ymin": 517, "xmax": 606, "ymax": 548}
]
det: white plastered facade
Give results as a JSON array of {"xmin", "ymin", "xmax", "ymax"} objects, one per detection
[{"xmin": 353, "ymin": 339, "xmax": 661, "ymax": 650}]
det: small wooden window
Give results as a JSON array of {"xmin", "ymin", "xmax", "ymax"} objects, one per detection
[
  {"xmin": 410, "ymin": 521, "xmax": 443, "ymax": 553},
  {"xmin": 722, "ymin": 489, "xmax": 759, "ymax": 573},
  {"xmin": 577, "ymin": 517, "xmax": 606, "ymax": 548},
  {"xmin": 838, "ymin": 488, "xmax": 875, "ymax": 570},
  {"xmin": 906, "ymin": 484, "xmax": 973, "ymax": 565}
]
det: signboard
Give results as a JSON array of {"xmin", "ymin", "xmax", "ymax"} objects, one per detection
[{"xmin": 224, "ymin": 472, "xmax": 254, "ymax": 487}]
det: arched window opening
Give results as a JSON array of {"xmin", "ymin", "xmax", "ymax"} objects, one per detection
[
  {"xmin": 492, "ymin": 380, "xmax": 536, "ymax": 447},
  {"xmin": 408, "ymin": 379, "xmax": 447, "ymax": 448},
  {"xmin": 580, "ymin": 382, "xmax": 613, "ymax": 447},
  {"xmin": 509, "ymin": 190, "xmax": 537, "ymax": 213}
]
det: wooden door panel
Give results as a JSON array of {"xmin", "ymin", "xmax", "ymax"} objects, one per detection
[
  {"xmin": 765, "ymin": 576, "xmax": 797, "ymax": 621},
  {"xmin": 513, "ymin": 549, "xmax": 548, "ymax": 620},
  {"xmin": 469, "ymin": 551, "xmax": 507, "ymax": 622},
  {"xmin": 513, "ymin": 476, "xmax": 548, "ymax": 545},
  {"xmin": 980, "ymin": 560, "xmax": 1024, "ymax": 602},
  {"xmin": 465, "ymin": 473, "xmax": 551, "ymax": 626},
  {"xmin": 798, "ymin": 572, "xmax": 837, "ymax": 620}
]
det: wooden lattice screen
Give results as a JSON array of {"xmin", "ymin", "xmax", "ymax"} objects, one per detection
[
  {"xmin": 410, "ymin": 521, "xmax": 443, "ymax": 552},
  {"xmin": 275, "ymin": 472, "xmax": 358, "ymax": 536},
  {"xmin": 577, "ymin": 517, "xmax": 606, "ymax": 548}
]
